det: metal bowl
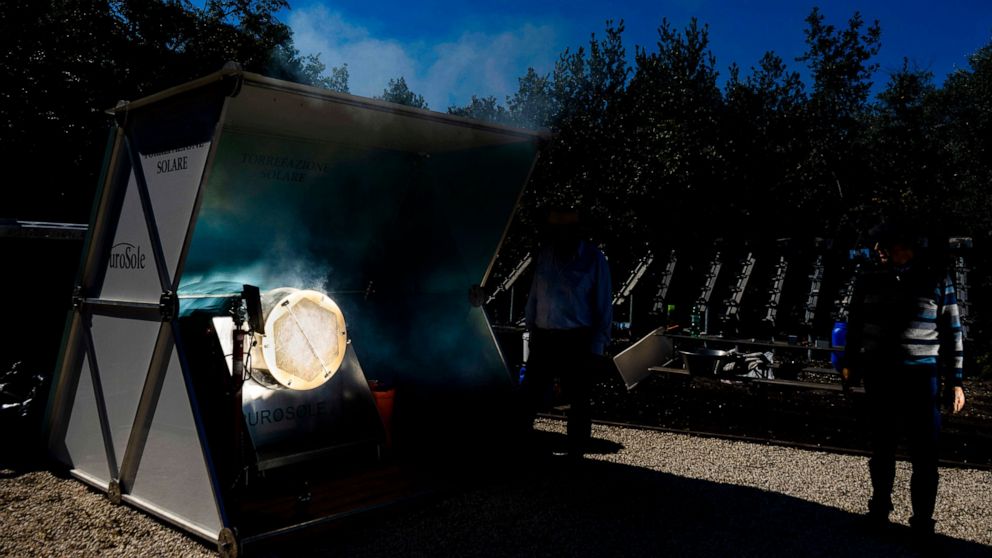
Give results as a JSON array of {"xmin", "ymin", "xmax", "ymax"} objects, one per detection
[{"xmin": 679, "ymin": 349, "xmax": 730, "ymax": 375}]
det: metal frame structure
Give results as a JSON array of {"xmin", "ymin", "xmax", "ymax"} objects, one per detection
[
  {"xmin": 0, "ymin": 220, "xmax": 88, "ymax": 240},
  {"xmin": 801, "ymin": 254, "xmax": 826, "ymax": 329},
  {"xmin": 720, "ymin": 251, "xmax": 756, "ymax": 328},
  {"xmin": 44, "ymin": 66, "xmax": 544, "ymax": 554},
  {"xmin": 761, "ymin": 242, "xmax": 790, "ymax": 328},
  {"xmin": 650, "ymin": 250, "xmax": 678, "ymax": 316},
  {"xmin": 833, "ymin": 262, "xmax": 863, "ymax": 321},
  {"xmin": 486, "ymin": 252, "xmax": 533, "ymax": 322},
  {"xmin": 613, "ymin": 251, "xmax": 654, "ymax": 307},
  {"xmin": 691, "ymin": 250, "xmax": 723, "ymax": 334},
  {"xmin": 761, "ymin": 255, "xmax": 788, "ymax": 326}
]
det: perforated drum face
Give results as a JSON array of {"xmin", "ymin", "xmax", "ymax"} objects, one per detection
[{"xmin": 259, "ymin": 290, "xmax": 347, "ymax": 390}]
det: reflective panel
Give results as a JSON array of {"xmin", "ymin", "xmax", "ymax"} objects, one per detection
[
  {"xmin": 139, "ymin": 141, "xmax": 212, "ymax": 284},
  {"xmin": 181, "ymin": 131, "xmax": 536, "ymax": 391},
  {"xmin": 225, "ymin": 79, "xmax": 533, "ymax": 153},
  {"xmin": 64, "ymin": 356, "xmax": 111, "ymax": 485},
  {"xmin": 89, "ymin": 315, "xmax": 162, "ymax": 470},
  {"xmin": 99, "ymin": 172, "xmax": 164, "ymax": 302},
  {"xmin": 180, "ymin": 81, "xmax": 539, "ymax": 440},
  {"xmin": 614, "ymin": 327, "xmax": 675, "ymax": 390},
  {"xmin": 129, "ymin": 347, "xmax": 222, "ymax": 537}
]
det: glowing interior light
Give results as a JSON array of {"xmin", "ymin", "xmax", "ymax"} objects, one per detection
[{"xmin": 250, "ymin": 289, "xmax": 347, "ymax": 390}]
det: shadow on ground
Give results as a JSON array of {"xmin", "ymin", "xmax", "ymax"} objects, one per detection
[{"xmin": 248, "ymin": 432, "xmax": 990, "ymax": 558}]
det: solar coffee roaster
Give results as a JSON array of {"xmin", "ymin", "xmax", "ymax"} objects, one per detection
[{"xmin": 44, "ymin": 66, "xmax": 542, "ymax": 555}]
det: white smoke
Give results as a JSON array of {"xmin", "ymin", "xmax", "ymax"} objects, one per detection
[{"xmin": 180, "ymin": 226, "xmax": 337, "ymax": 296}]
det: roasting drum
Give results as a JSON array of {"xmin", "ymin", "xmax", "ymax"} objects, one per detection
[{"xmin": 249, "ymin": 288, "xmax": 348, "ymax": 390}]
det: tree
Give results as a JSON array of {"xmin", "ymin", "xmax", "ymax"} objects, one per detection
[
  {"xmin": 932, "ymin": 43, "xmax": 992, "ymax": 236},
  {"xmin": 723, "ymin": 52, "xmax": 807, "ymax": 236},
  {"xmin": 624, "ymin": 18, "xmax": 723, "ymax": 242},
  {"xmin": 799, "ymin": 7, "xmax": 882, "ymax": 120},
  {"xmin": 447, "ymin": 95, "xmax": 508, "ymax": 123},
  {"xmin": 325, "ymin": 64, "xmax": 351, "ymax": 94},
  {"xmin": 0, "ymin": 0, "xmax": 341, "ymax": 222},
  {"xmin": 863, "ymin": 60, "xmax": 939, "ymax": 224},
  {"xmin": 506, "ymin": 68, "xmax": 556, "ymax": 130},
  {"xmin": 537, "ymin": 20, "xmax": 631, "ymax": 238},
  {"xmin": 492, "ymin": 21, "xmax": 632, "ymax": 283},
  {"xmin": 377, "ymin": 76, "xmax": 428, "ymax": 109},
  {"xmin": 793, "ymin": 8, "xmax": 882, "ymax": 236},
  {"xmin": 267, "ymin": 45, "xmax": 350, "ymax": 93}
]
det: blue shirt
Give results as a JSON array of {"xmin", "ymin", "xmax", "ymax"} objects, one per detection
[{"xmin": 525, "ymin": 240, "xmax": 612, "ymax": 355}]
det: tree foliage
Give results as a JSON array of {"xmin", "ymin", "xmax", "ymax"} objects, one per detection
[
  {"xmin": 624, "ymin": 18, "xmax": 723, "ymax": 241},
  {"xmin": 507, "ymin": 68, "xmax": 556, "ymax": 129},
  {"xmin": 538, "ymin": 20, "xmax": 631, "ymax": 239},
  {"xmin": 0, "ymin": 0, "xmax": 345, "ymax": 222},
  {"xmin": 448, "ymin": 95, "xmax": 508, "ymax": 123},
  {"xmin": 723, "ymin": 51, "xmax": 807, "ymax": 234},
  {"xmin": 377, "ymin": 76, "xmax": 428, "ymax": 109}
]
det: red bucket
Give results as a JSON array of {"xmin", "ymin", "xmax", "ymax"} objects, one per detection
[{"xmin": 368, "ymin": 381, "xmax": 395, "ymax": 450}]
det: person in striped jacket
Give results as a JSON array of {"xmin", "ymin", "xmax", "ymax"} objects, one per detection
[{"xmin": 842, "ymin": 222, "xmax": 966, "ymax": 545}]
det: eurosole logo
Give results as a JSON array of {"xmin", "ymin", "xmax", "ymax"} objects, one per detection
[{"xmin": 108, "ymin": 242, "xmax": 147, "ymax": 270}]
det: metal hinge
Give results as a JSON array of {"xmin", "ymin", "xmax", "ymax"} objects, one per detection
[
  {"xmin": 72, "ymin": 285, "xmax": 84, "ymax": 309},
  {"xmin": 159, "ymin": 291, "xmax": 179, "ymax": 321}
]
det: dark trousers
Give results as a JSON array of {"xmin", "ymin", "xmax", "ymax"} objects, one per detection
[
  {"xmin": 521, "ymin": 328, "xmax": 595, "ymax": 454},
  {"xmin": 864, "ymin": 364, "xmax": 941, "ymax": 529}
]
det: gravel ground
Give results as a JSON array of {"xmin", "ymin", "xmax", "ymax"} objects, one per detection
[
  {"xmin": 566, "ymin": 420, "xmax": 992, "ymax": 544},
  {"xmin": 2, "ymin": 419, "xmax": 990, "ymax": 557},
  {"xmin": 0, "ymin": 469, "xmax": 214, "ymax": 557},
  {"xmin": 583, "ymin": 373, "xmax": 992, "ymax": 468}
]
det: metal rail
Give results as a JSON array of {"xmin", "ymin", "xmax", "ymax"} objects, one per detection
[{"xmin": 0, "ymin": 219, "xmax": 87, "ymax": 240}]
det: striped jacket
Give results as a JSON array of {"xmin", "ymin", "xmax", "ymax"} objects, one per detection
[{"xmin": 845, "ymin": 263, "xmax": 964, "ymax": 385}]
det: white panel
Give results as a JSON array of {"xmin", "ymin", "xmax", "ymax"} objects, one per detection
[
  {"xmin": 89, "ymin": 315, "xmax": 162, "ymax": 470},
  {"xmin": 211, "ymin": 316, "xmax": 237, "ymax": 376},
  {"xmin": 100, "ymin": 172, "xmax": 164, "ymax": 302},
  {"xmin": 64, "ymin": 357, "xmax": 111, "ymax": 485},
  {"xmin": 130, "ymin": 348, "xmax": 222, "ymax": 537},
  {"xmin": 613, "ymin": 327, "xmax": 675, "ymax": 390},
  {"xmin": 139, "ymin": 142, "xmax": 211, "ymax": 284}
]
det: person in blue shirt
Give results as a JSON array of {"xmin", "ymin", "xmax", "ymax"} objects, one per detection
[
  {"xmin": 843, "ymin": 222, "xmax": 965, "ymax": 546},
  {"xmin": 521, "ymin": 207, "xmax": 612, "ymax": 460}
]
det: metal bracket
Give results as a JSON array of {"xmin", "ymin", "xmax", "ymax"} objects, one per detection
[
  {"xmin": 113, "ymin": 100, "xmax": 129, "ymax": 128},
  {"xmin": 108, "ymin": 479, "xmax": 122, "ymax": 505},
  {"xmin": 222, "ymin": 61, "xmax": 244, "ymax": 98},
  {"xmin": 159, "ymin": 291, "xmax": 179, "ymax": 321},
  {"xmin": 72, "ymin": 285, "xmax": 84, "ymax": 309},
  {"xmin": 218, "ymin": 528, "xmax": 238, "ymax": 558}
]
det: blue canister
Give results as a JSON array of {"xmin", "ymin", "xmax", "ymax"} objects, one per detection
[{"xmin": 831, "ymin": 321, "xmax": 847, "ymax": 371}]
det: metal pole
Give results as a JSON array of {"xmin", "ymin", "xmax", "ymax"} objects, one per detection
[
  {"xmin": 629, "ymin": 293, "xmax": 634, "ymax": 332},
  {"xmin": 509, "ymin": 286, "xmax": 515, "ymax": 323}
]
